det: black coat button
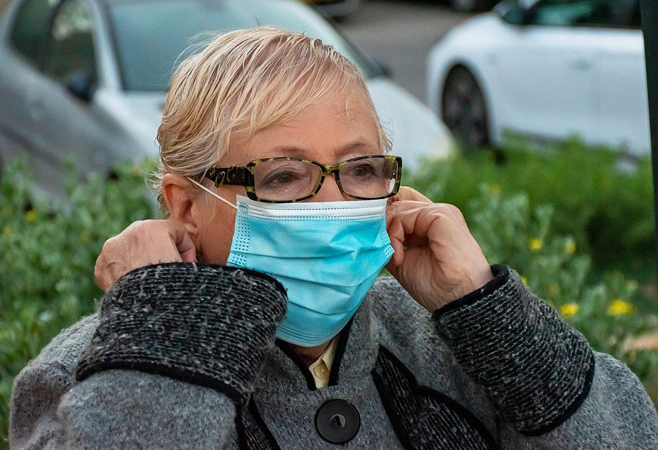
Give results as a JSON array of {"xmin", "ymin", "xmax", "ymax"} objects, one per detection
[{"xmin": 315, "ymin": 399, "xmax": 360, "ymax": 444}]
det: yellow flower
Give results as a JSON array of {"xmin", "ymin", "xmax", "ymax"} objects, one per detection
[
  {"xmin": 25, "ymin": 210, "xmax": 37, "ymax": 222},
  {"xmin": 529, "ymin": 238, "xmax": 543, "ymax": 251},
  {"xmin": 560, "ymin": 303, "xmax": 579, "ymax": 316},
  {"xmin": 564, "ymin": 239, "xmax": 576, "ymax": 255},
  {"xmin": 2, "ymin": 225, "xmax": 11, "ymax": 236},
  {"xmin": 608, "ymin": 299, "xmax": 633, "ymax": 316},
  {"xmin": 521, "ymin": 275, "xmax": 529, "ymax": 286}
]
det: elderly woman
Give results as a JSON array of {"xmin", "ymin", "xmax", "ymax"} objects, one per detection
[{"xmin": 9, "ymin": 26, "xmax": 658, "ymax": 449}]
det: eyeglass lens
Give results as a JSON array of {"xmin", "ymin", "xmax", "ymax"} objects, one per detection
[{"xmin": 251, "ymin": 157, "xmax": 398, "ymax": 201}]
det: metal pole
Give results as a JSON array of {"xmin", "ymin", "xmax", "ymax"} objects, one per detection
[{"xmin": 641, "ymin": 0, "xmax": 658, "ymax": 295}]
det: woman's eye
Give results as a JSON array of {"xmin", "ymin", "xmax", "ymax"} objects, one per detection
[
  {"xmin": 263, "ymin": 170, "xmax": 300, "ymax": 186},
  {"xmin": 347, "ymin": 164, "xmax": 377, "ymax": 178},
  {"xmin": 274, "ymin": 172, "xmax": 296, "ymax": 183}
]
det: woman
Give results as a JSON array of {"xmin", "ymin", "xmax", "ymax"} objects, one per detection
[{"xmin": 9, "ymin": 26, "xmax": 658, "ymax": 449}]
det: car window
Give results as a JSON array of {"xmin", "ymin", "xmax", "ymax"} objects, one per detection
[
  {"xmin": 9, "ymin": 0, "xmax": 58, "ymax": 66},
  {"xmin": 107, "ymin": 0, "xmax": 379, "ymax": 91},
  {"xmin": 530, "ymin": 0, "xmax": 640, "ymax": 29},
  {"xmin": 43, "ymin": 0, "xmax": 97, "ymax": 84},
  {"xmin": 625, "ymin": 1, "xmax": 641, "ymax": 29}
]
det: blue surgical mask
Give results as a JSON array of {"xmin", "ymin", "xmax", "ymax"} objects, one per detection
[{"xmin": 188, "ymin": 179, "xmax": 394, "ymax": 347}]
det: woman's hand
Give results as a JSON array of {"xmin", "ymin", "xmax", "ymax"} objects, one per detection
[
  {"xmin": 386, "ymin": 187, "xmax": 493, "ymax": 312},
  {"xmin": 94, "ymin": 220, "xmax": 197, "ymax": 292}
]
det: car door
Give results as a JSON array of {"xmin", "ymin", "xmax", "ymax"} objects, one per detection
[
  {"xmin": 28, "ymin": 0, "xmax": 114, "ymax": 195},
  {"xmin": 0, "ymin": 0, "xmax": 58, "ymax": 171},
  {"xmin": 595, "ymin": 0, "xmax": 649, "ymax": 155},
  {"xmin": 494, "ymin": 1, "xmax": 598, "ymax": 143}
]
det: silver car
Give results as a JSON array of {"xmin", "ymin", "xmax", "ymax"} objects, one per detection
[{"xmin": 0, "ymin": 0, "xmax": 452, "ymax": 199}]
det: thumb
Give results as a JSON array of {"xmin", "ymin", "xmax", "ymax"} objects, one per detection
[
  {"xmin": 180, "ymin": 247, "xmax": 198, "ymax": 263},
  {"xmin": 168, "ymin": 220, "xmax": 197, "ymax": 263}
]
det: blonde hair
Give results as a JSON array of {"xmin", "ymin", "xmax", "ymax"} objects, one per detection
[{"xmin": 154, "ymin": 26, "xmax": 390, "ymax": 210}]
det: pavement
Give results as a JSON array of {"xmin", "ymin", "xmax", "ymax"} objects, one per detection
[{"xmin": 337, "ymin": 0, "xmax": 474, "ymax": 104}]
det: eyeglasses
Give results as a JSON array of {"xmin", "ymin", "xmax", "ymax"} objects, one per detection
[{"xmin": 200, "ymin": 154, "xmax": 402, "ymax": 203}]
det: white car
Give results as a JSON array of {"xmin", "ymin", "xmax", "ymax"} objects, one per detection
[
  {"xmin": 0, "ymin": 0, "xmax": 451, "ymax": 199},
  {"xmin": 427, "ymin": 0, "xmax": 649, "ymax": 154}
]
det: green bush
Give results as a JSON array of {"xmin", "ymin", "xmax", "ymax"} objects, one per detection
[
  {"xmin": 1, "ymin": 142, "xmax": 657, "ymax": 447},
  {"xmin": 408, "ymin": 136, "xmax": 656, "ymax": 285},
  {"xmin": 462, "ymin": 186, "xmax": 658, "ymax": 401},
  {"xmin": 0, "ymin": 158, "xmax": 157, "ymax": 447},
  {"xmin": 406, "ymin": 137, "xmax": 658, "ymax": 400}
]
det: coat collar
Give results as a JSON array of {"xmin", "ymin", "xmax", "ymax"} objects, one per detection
[{"xmin": 255, "ymin": 292, "xmax": 380, "ymax": 400}]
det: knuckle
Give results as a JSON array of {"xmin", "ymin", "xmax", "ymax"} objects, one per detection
[
  {"xmin": 449, "ymin": 204, "xmax": 464, "ymax": 218},
  {"xmin": 101, "ymin": 237, "xmax": 115, "ymax": 253},
  {"xmin": 131, "ymin": 220, "xmax": 147, "ymax": 233},
  {"xmin": 126, "ymin": 220, "xmax": 142, "ymax": 231},
  {"xmin": 434, "ymin": 203, "xmax": 463, "ymax": 218}
]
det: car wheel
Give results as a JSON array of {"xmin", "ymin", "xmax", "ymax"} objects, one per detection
[
  {"xmin": 449, "ymin": 0, "xmax": 497, "ymax": 13},
  {"xmin": 441, "ymin": 66, "xmax": 490, "ymax": 151}
]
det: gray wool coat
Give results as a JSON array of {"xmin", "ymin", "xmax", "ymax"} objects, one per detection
[{"xmin": 9, "ymin": 263, "xmax": 658, "ymax": 449}]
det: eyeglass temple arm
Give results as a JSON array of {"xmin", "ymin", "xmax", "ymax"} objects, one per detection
[{"xmin": 205, "ymin": 166, "xmax": 248, "ymax": 187}]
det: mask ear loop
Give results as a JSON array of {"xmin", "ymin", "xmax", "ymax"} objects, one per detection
[{"xmin": 187, "ymin": 177, "xmax": 239, "ymax": 210}]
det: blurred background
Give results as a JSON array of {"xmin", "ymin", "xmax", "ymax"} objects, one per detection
[{"xmin": 1, "ymin": 0, "xmax": 657, "ymax": 447}]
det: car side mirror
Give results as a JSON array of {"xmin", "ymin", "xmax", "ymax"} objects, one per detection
[
  {"xmin": 495, "ymin": 0, "xmax": 537, "ymax": 26},
  {"xmin": 65, "ymin": 70, "xmax": 96, "ymax": 102}
]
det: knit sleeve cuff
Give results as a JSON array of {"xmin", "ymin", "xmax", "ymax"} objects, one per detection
[
  {"xmin": 432, "ymin": 265, "xmax": 594, "ymax": 435},
  {"xmin": 75, "ymin": 263, "xmax": 287, "ymax": 406}
]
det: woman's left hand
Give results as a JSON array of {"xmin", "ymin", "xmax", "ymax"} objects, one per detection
[{"xmin": 386, "ymin": 187, "xmax": 493, "ymax": 312}]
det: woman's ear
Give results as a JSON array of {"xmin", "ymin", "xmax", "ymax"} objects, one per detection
[{"xmin": 162, "ymin": 174, "xmax": 202, "ymax": 242}]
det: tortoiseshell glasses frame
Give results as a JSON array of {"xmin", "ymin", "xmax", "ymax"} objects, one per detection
[{"xmin": 200, "ymin": 154, "xmax": 403, "ymax": 203}]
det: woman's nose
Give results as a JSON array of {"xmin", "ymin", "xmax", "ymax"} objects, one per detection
[{"xmin": 312, "ymin": 174, "xmax": 351, "ymax": 202}]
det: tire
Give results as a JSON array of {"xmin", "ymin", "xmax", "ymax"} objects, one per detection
[
  {"xmin": 449, "ymin": 0, "xmax": 497, "ymax": 13},
  {"xmin": 441, "ymin": 66, "xmax": 490, "ymax": 151}
]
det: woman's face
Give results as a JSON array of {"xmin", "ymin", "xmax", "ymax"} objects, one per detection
[{"xmin": 195, "ymin": 91, "xmax": 383, "ymax": 265}]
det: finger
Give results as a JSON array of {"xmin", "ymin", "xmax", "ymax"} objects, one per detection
[
  {"xmin": 388, "ymin": 207, "xmax": 451, "ymax": 251},
  {"xmin": 388, "ymin": 186, "xmax": 432, "ymax": 204},
  {"xmin": 387, "ymin": 200, "xmax": 461, "ymax": 216},
  {"xmin": 95, "ymin": 262, "xmax": 120, "ymax": 293},
  {"xmin": 180, "ymin": 247, "xmax": 198, "ymax": 263},
  {"xmin": 386, "ymin": 200, "xmax": 430, "ymax": 227},
  {"xmin": 389, "ymin": 231, "xmax": 405, "ymax": 266},
  {"xmin": 166, "ymin": 220, "xmax": 196, "ymax": 262},
  {"xmin": 388, "ymin": 207, "xmax": 441, "ymax": 267},
  {"xmin": 440, "ymin": 203, "xmax": 466, "ymax": 222},
  {"xmin": 94, "ymin": 254, "xmax": 109, "ymax": 292},
  {"xmin": 387, "ymin": 201, "xmax": 462, "ymax": 228},
  {"xmin": 94, "ymin": 239, "xmax": 118, "ymax": 292},
  {"xmin": 387, "ymin": 208, "xmax": 423, "ymax": 267}
]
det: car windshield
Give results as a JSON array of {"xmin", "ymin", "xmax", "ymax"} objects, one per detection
[{"xmin": 107, "ymin": 0, "xmax": 379, "ymax": 91}]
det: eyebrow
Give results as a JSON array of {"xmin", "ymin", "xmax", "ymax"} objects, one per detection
[{"xmin": 265, "ymin": 140, "xmax": 379, "ymax": 161}]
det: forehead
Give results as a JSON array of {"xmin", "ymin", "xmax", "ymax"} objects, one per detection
[{"xmin": 222, "ymin": 92, "xmax": 382, "ymax": 166}]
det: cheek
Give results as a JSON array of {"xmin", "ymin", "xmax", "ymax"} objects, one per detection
[{"xmin": 197, "ymin": 206, "xmax": 237, "ymax": 266}]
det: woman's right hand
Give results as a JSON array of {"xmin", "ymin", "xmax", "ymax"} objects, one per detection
[{"xmin": 94, "ymin": 220, "xmax": 197, "ymax": 292}]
